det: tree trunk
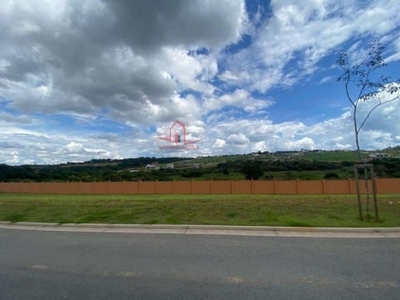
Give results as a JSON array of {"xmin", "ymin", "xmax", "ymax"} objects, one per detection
[{"xmin": 353, "ymin": 106, "xmax": 362, "ymax": 161}]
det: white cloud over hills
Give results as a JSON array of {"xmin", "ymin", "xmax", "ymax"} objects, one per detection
[{"xmin": 0, "ymin": 0, "xmax": 399, "ymax": 164}]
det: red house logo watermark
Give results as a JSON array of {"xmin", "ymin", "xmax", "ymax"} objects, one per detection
[{"xmin": 156, "ymin": 120, "xmax": 201, "ymax": 150}]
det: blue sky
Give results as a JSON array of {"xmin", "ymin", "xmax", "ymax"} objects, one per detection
[{"xmin": 1, "ymin": 0, "xmax": 400, "ymax": 165}]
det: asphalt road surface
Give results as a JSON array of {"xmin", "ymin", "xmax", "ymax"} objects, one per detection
[{"xmin": 1, "ymin": 228, "xmax": 399, "ymax": 300}]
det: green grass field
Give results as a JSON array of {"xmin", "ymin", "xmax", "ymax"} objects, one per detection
[{"xmin": 0, "ymin": 193, "xmax": 399, "ymax": 227}]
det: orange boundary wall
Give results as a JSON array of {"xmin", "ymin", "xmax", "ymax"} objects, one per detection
[{"xmin": 0, "ymin": 179, "xmax": 399, "ymax": 194}]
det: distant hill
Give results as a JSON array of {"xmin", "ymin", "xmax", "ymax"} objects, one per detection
[{"xmin": 1, "ymin": 149, "xmax": 399, "ymax": 182}]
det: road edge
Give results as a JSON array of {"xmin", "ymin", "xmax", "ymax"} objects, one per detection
[{"xmin": 1, "ymin": 221, "xmax": 400, "ymax": 238}]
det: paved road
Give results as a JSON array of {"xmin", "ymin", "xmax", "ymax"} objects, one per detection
[{"xmin": 1, "ymin": 228, "xmax": 399, "ymax": 300}]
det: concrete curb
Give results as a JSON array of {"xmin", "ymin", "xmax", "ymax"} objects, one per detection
[{"xmin": 1, "ymin": 221, "xmax": 400, "ymax": 238}]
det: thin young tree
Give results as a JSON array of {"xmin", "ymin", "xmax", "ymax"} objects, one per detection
[
  {"xmin": 337, "ymin": 41, "xmax": 400, "ymax": 161},
  {"xmin": 337, "ymin": 40, "xmax": 400, "ymax": 221}
]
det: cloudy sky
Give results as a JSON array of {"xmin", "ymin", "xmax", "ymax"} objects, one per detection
[{"xmin": 1, "ymin": 0, "xmax": 400, "ymax": 165}]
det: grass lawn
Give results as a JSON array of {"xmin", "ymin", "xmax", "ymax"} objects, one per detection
[{"xmin": 0, "ymin": 193, "xmax": 399, "ymax": 227}]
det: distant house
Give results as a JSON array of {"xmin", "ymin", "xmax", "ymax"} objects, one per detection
[
  {"xmin": 166, "ymin": 163, "xmax": 174, "ymax": 169},
  {"xmin": 145, "ymin": 163, "xmax": 160, "ymax": 170},
  {"xmin": 369, "ymin": 153, "xmax": 388, "ymax": 158}
]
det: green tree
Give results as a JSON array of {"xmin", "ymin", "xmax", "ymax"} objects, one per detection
[
  {"xmin": 337, "ymin": 41, "xmax": 400, "ymax": 222},
  {"xmin": 241, "ymin": 162, "xmax": 263, "ymax": 180},
  {"xmin": 337, "ymin": 41, "xmax": 400, "ymax": 160}
]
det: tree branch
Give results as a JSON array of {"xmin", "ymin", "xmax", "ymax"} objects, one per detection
[
  {"xmin": 357, "ymin": 95, "xmax": 399, "ymax": 133},
  {"xmin": 357, "ymin": 68, "xmax": 371, "ymax": 101},
  {"xmin": 345, "ymin": 75, "xmax": 355, "ymax": 106}
]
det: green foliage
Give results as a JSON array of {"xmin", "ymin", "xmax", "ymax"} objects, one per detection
[
  {"xmin": 241, "ymin": 161, "xmax": 263, "ymax": 180},
  {"xmin": 324, "ymin": 172, "xmax": 339, "ymax": 179},
  {"xmin": 302, "ymin": 151, "xmax": 363, "ymax": 161},
  {"xmin": 1, "ymin": 152, "xmax": 400, "ymax": 182},
  {"xmin": 181, "ymin": 169, "xmax": 203, "ymax": 178}
]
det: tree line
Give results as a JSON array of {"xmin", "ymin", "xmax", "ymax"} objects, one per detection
[{"xmin": 1, "ymin": 157, "xmax": 399, "ymax": 182}]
